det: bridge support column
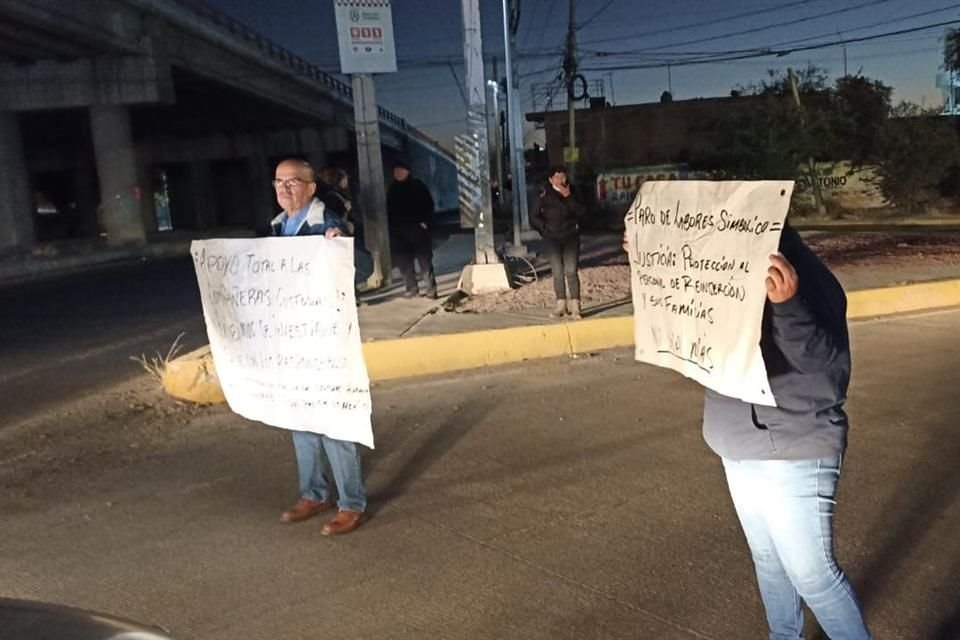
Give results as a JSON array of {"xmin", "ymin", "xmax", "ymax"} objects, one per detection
[
  {"xmin": 247, "ymin": 154, "xmax": 275, "ymax": 223},
  {"xmin": 307, "ymin": 151, "xmax": 328, "ymax": 172},
  {"xmin": 0, "ymin": 112, "xmax": 35, "ymax": 250},
  {"xmin": 73, "ymin": 153, "xmax": 101, "ymax": 238},
  {"xmin": 297, "ymin": 128, "xmax": 328, "ymax": 171},
  {"xmin": 189, "ymin": 161, "xmax": 216, "ymax": 230},
  {"xmin": 90, "ymin": 105, "xmax": 147, "ymax": 245}
]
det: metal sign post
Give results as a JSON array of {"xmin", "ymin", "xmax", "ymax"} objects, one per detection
[{"xmin": 334, "ymin": 0, "xmax": 398, "ymax": 288}]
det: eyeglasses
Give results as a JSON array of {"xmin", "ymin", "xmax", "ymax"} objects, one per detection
[{"xmin": 272, "ymin": 178, "xmax": 313, "ymax": 189}]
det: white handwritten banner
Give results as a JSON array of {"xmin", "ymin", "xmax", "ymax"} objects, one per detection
[
  {"xmin": 190, "ymin": 237, "xmax": 373, "ymax": 448},
  {"xmin": 625, "ymin": 180, "xmax": 794, "ymax": 406}
]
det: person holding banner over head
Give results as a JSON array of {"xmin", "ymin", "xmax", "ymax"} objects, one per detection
[
  {"xmin": 270, "ymin": 158, "xmax": 368, "ymax": 536},
  {"xmin": 532, "ymin": 165, "xmax": 586, "ymax": 320},
  {"xmin": 704, "ymin": 224, "xmax": 871, "ymax": 639}
]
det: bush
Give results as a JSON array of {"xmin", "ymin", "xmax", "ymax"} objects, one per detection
[{"xmin": 873, "ymin": 112, "xmax": 960, "ymax": 213}]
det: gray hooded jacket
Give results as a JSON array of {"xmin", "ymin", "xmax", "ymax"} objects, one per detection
[{"xmin": 702, "ymin": 226, "xmax": 851, "ymax": 461}]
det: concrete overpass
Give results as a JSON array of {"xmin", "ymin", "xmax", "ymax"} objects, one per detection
[{"xmin": 0, "ymin": 0, "xmax": 457, "ymax": 252}]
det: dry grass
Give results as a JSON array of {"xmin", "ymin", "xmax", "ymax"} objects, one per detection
[{"xmin": 130, "ymin": 333, "xmax": 185, "ymax": 383}]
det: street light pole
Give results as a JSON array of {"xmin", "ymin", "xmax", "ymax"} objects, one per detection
[
  {"xmin": 502, "ymin": 0, "xmax": 530, "ymax": 246},
  {"xmin": 564, "ymin": 0, "xmax": 577, "ymax": 183}
]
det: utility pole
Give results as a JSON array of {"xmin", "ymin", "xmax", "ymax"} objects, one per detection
[
  {"xmin": 351, "ymin": 74, "xmax": 390, "ymax": 287},
  {"xmin": 456, "ymin": 0, "xmax": 510, "ymax": 293},
  {"xmin": 502, "ymin": 0, "xmax": 531, "ymax": 248},
  {"xmin": 460, "ymin": 0, "xmax": 496, "ymax": 264},
  {"xmin": 564, "ymin": 0, "xmax": 578, "ymax": 183},
  {"xmin": 489, "ymin": 56, "xmax": 504, "ymax": 210},
  {"xmin": 788, "ymin": 68, "xmax": 827, "ymax": 216},
  {"xmin": 837, "ymin": 30, "xmax": 848, "ymax": 76}
]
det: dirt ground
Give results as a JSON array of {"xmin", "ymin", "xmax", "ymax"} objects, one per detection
[
  {"xmin": 458, "ymin": 232, "xmax": 960, "ymax": 313},
  {"xmin": 0, "ymin": 376, "xmax": 229, "ymax": 499}
]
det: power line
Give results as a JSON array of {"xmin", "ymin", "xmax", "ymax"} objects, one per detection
[
  {"xmin": 769, "ymin": 3, "xmax": 960, "ymax": 49},
  {"xmin": 578, "ymin": 18, "xmax": 960, "ymax": 72},
  {"xmin": 603, "ymin": 2, "xmax": 960, "ymax": 58},
  {"xmin": 519, "ymin": 0, "xmax": 544, "ymax": 52},
  {"xmin": 531, "ymin": 0, "xmax": 559, "ymax": 59},
  {"xmin": 578, "ymin": 0, "xmax": 832, "ymax": 47},
  {"xmin": 577, "ymin": 0, "xmax": 620, "ymax": 31},
  {"xmin": 585, "ymin": 0, "xmax": 896, "ymax": 51},
  {"xmin": 518, "ymin": 59, "xmax": 564, "ymax": 79}
]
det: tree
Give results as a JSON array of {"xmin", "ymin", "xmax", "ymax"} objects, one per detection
[
  {"xmin": 944, "ymin": 28, "xmax": 960, "ymax": 74},
  {"xmin": 872, "ymin": 102, "xmax": 960, "ymax": 213},
  {"xmin": 828, "ymin": 75, "xmax": 892, "ymax": 164},
  {"xmin": 710, "ymin": 66, "xmax": 959, "ymax": 214},
  {"xmin": 707, "ymin": 94, "xmax": 812, "ymax": 180},
  {"xmin": 734, "ymin": 64, "xmax": 829, "ymax": 97},
  {"xmin": 708, "ymin": 65, "xmax": 833, "ymax": 181}
]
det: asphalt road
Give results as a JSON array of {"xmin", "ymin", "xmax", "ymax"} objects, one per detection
[
  {"xmin": 1, "ymin": 309, "xmax": 958, "ymax": 639},
  {"xmin": 0, "ymin": 224, "xmax": 471, "ymax": 428},
  {"xmin": 0, "ymin": 257, "xmax": 208, "ymax": 427}
]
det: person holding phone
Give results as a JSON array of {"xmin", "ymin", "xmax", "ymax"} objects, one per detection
[{"xmin": 532, "ymin": 165, "xmax": 585, "ymax": 319}]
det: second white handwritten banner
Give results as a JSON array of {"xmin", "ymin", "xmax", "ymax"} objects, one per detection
[{"xmin": 625, "ymin": 180, "xmax": 793, "ymax": 406}]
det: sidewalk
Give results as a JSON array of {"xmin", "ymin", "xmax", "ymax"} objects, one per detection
[{"xmin": 357, "ymin": 230, "xmax": 960, "ymax": 342}]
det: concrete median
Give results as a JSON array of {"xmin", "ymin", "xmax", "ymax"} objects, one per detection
[{"xmin": 163, "ymin": 278, "xmax": 960, "ymax": 403}]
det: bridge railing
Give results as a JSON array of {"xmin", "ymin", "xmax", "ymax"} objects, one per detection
[{"xmin": 169, "ymin": 0, "xmax": 411, "ymax": 133}]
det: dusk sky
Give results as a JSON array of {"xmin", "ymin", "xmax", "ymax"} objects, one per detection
[{"xmin": 205, "ymin": 0, "xmax": 960, "ymax": 149}]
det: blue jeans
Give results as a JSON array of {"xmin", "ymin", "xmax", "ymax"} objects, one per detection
[
  {"xmin": 292, "ymin": 431, "xmax": 367, "ymax": 512},
  {"xmin": 722, "ymin": 455, "xmax": 871, "ymax": 640},
  {"xmin": 543, "ymin": 234, "xmax": 580, "ymax": 300}
]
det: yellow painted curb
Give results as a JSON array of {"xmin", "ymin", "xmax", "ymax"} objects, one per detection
[
  {"xmin": 162, "ymin": 278, "xmax": 960, "ymax": 402},
  {"xmin": 847, "ymin": 278, "xmax": 960, "ymax": 319},
  {"xmin": 362, "ymin": 316, "xmax": 635, "ymax": 381},
  {"xmin": 162, "ymin": 345, "xmax": 227, "ymax": 404}
]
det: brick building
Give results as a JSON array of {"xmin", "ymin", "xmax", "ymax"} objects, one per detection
[{"xmin": 526, "ymin": 94, "xmax": 771, "ymax": 174}]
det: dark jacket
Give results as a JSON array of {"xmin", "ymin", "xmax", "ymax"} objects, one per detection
[
  {"xmin": 269, "ymin": 198, "xmax": 347, "ymax": 237},
  {"xmin": 387, "ymin": 176, "xmax": 434, "ymax": 228},
  {"xmin": 532, "ymin": 184, "xmax": 584, "ymax": 239},
  {"xmin": 323, "ymin": 188, "xmax": 358, "ymax": 236},
  {"xmin": 269, "ymin": 199, "xmax": 372, "ymax": 283},
  {"xmin": 702, "ymin": 225, "xmax": 851, "ymax": 460},
  {"xmin": 322, "ymin": 188, "xmax": 349, "ymax": 217}
]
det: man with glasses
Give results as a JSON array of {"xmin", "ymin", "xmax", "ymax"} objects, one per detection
[{"xmin": 269, "ymin": 158, "xmax": 368, "ymax": 536}]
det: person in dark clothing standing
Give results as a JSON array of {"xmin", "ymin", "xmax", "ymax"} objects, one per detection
[
  {"xmin": 319, "ymin": 167, "xmax": 359, "ymax": 238},
  {"xmin": 318, "ymin": 166, "xmax": 373, "ymax": 296},
  {"xmin": 532, "ymin": 165, "xmax": 585, "ymax": 319},
  {"xmin": 387, "ymin": 161, "xmax": 437, "ymax": 299},
  {"xmin": 703, "ymin": 225, "xmax": 871, "ymax": 639}
]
